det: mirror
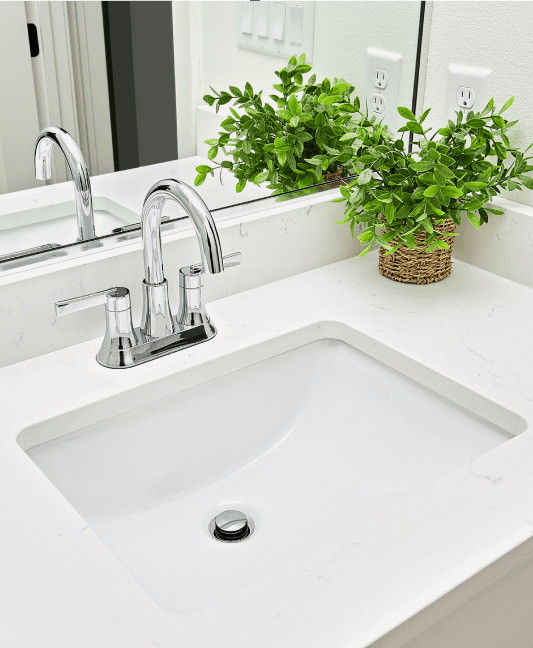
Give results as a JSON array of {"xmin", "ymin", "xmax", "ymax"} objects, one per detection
[{"xmin": 0, "ymin": 0, "xmax": 424, "ymax": 271}]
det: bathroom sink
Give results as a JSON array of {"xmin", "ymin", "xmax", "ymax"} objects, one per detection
[
  {"xmin": 0, "ymin": 196, "xmax": 138, "ymax": 255},
  {"xmin": 25, "ymin": 338, "xmax": 517, "ymax": 614}
]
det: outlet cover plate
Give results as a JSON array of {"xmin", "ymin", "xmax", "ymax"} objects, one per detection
[
  {"xmin": 446, "ymin": 64, "xmax": 492, "ymax": 122},
  {"xmin": 365, "ymin": 47, "xmax": 403, "ymax": 133}
]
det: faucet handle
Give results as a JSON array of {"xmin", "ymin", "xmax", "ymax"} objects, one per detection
[
  {"xmin": 189, "ymin": 252, "xmax": 242, "ymax": 274},
  {"xmin": 55, "ymin": 288, "xmax": 138, "ymax": 368},
  {"xmin": 55, "ymin": 287, "xmax": 131, "ymax": 316}
]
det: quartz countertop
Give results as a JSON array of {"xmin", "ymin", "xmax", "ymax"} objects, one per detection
[{"xmin": 2, "ymin": 251, "xmax": 533, "ymax": 647}]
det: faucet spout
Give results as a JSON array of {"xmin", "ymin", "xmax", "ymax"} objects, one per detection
[
  {"xmin": 141, "ymin": 179, "xmax": 223, "ymax": 284},
  {"xmin": 34, "ymin": 126, "xmax": 95, "ymax": 241},
  {"xmin": 140, "ymin": 179, "xmax": 224, "ymax": 339}
]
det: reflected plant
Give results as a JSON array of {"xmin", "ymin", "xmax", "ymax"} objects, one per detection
[
  {"xmin": 334, "ymin": 98, "xmax": 533, "ymax": 255},
  {"xmin": 194, "ymin": 54, "xmax": 364, "ymax": 194}
]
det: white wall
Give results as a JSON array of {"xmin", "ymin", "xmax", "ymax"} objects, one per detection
[
  {"xmin": 421, "ymin": 1, "xmax": 533, "ymax": 208},
  {"xmin": 196, "ymin": 2, "xmax": 421, "ymax": 111},
  {"xmin": 174, "ymin": 1, "xmax": 422, "ymax": 156}
]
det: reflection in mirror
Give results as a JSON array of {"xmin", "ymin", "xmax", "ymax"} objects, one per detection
[{"xmin": 0, "ymin": 0, "xmax": 423, "ymax": 271}]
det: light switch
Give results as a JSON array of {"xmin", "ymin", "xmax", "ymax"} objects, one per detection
[
  {"xmin": 241, "ymin": 3, "xmax": 253, "ymax": 34},
  {"xmin": 272, "ymin": 2, "xmax": 285, "ymax": 42},
  {"xmin": 256, "ymin": 3, "xmax": 269, "ymax": 38},
  {"xmin": 289, "ymin": 3, "xmax": 303, "ymax": 45}
]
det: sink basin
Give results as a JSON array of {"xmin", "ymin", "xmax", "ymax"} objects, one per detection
[
  {"xmin": 0, "ymin": 196, "xmax": 138, "ymax": 255},
  {"xmin": 25, "ymin": 338, "xmax": 519, "ymax": 614}
]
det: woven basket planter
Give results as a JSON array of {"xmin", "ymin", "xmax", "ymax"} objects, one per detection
[
  {"xmin": 378, "ymin": 218, "xmax": 456, "ymax": 284},
  {"xmin": 318, "ymin": 166, "xmax": 345, "ymax": 191}
]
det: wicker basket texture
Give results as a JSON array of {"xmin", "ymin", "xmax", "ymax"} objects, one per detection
[{"xmin": 378, "ymin": 217, "xmax": 456, "ymax": 284}]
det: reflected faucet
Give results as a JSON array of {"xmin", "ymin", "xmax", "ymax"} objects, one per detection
[{"xmin": 34, "ymin": 126, "xmax": 95, "ymax": 241}]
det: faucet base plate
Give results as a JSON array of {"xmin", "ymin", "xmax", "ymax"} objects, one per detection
[{"xmin": 96, "ymin": 320, "xmax": 216, "ymax": 369}]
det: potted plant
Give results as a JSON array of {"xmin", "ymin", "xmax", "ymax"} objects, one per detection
[
  {"xmin": 334, "ymin": 98, "xmax": 533, "ymax": 284},
  {"xmin": 194, "ymin": 54, "xmax": 364, "ymax": 195}
]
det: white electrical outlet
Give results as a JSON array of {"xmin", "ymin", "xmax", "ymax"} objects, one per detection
[
  {"xmin": 446, "ymin": 64, "xmax": 492, "ymax": 122},
  {"xmin": 371, "ymin": 94, "xmax": 385, "ymax": 114},
  {"xmin": 457, "ymin": 86, "xmax": 475, "ymax": 109},
  {"xmin": 374, "ymin": 69, "xmax": 388, "ymax": 89},
  {"xmin": 365, "ymin": 47, "xmax": 402, "ymax": 132}
]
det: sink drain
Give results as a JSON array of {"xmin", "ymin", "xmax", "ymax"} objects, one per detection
[{"xmin": 208, "ymin": 510, "xmax": 255, "ymax": 543}]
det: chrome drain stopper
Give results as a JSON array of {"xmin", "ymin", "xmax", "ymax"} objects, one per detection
[{"xmin": 208, "ymin": 509, "xmax": 255, "ymax": 543}]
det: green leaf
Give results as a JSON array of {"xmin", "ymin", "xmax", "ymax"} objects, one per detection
[
  {"xmin": 406, "ymin": 121, "xmax": 425, "ymax": 135},
  {"xmin": 397, "ymin": 106, "xmax": 416, "ymax": 120},
  {"xmin": 204, "ymin": 139, "xmax": 219, "ymax": 146},
  {"xmin": 419, "ymin": 108, "xmax": 431, "ymax": 123},
  {"xmin": 410, "ymin": 159, "xmax": 434, "ymax": 172},
  {"xmin": 435, "ymin": 164, "xmax": 455, "ymax": 179},
  {"xmin": 358, "ymin": 168, "xmax": 373, "ymax": 185},
  {"xmin": 441, "ymin": 185, "xmax": 463, "ymax": 198},
  {"xmin": 499, "ymin": 96, "xmax": 514, "ymax": 114},
  {"xmin": 467, "ymin": 118, "xmax": 485, "ymax": 128},
  {"xmin": 194, "ymin": 173, "xmax": 206, "ymax": 186},
  {"xmin": 436, "ymin": 239, "xmax": 450, "ymax": 249},
  {"xmin": 464, "ymin": 181, "xmax": 488, "ymax": 190},
  {"xmin": 321, "ymin": 95, "xmax": 343, "ymax": 105},
  {"xmin": 518, "ymin": 174, "xmax": 533, "ymax": 190},
  {"xmin": 277, "ymin": 150, "xmax": 288, "ymax": 166},
  {"xmin": 494, "ymin": 142, "xmax": 507, "ymax": 159},
  {"xmin": 385, "ymin": 201, "xmax": 395, "ymax": 224},
  {"xmin": 290, "ymin": 115, "xmax": 300, "ymax": 127},
  {"xmin": 424, "ymin": 185, "xmax": 441, "ymax": 198},
  {"xmin": 338, "ymin": 103, "xmax": 357, "ymax": 113},
  {"xmin": 236, "ymin": 179, "xmax": 247, "ymax": 193},
  {"xmin": 207, "ymin": 146, "xmax": 218, "ymax": 160},
  {"xmin": 196, "ymin": 165, "xmax": 213, "ymax": 174},
  {"xmin": 358, "ymin": 244, "xmax": 374, "ymax": 257},
  {"xmin": 438, "ymin": 154, "xmax": 455, "ymax": 167},
  {"xmin": 203, "ymin": 94, "xmax": 216, "ymax": 106},
  {"xmin": 330, "ymin": 82, "xmax": 348, "ymax": 95},
  {"xmin": 467, "ymin": 211, "xmax": 480, "ymax": 229},
  {"xmin": 358, "ymin": 229, "xmax": 374, "ymax": 244},
  {"xmin": 288, "ymin": 93, "xmax": 300, "ymax": 115},
  {"xmin": 253, "ymin": 171, "xmax": 269, "ymax": 184},
  {"xmin": 220, "ymin": 117, "xmax": 235, "ymax": 130}
]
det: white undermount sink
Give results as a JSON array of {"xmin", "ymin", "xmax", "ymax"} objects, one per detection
[
  {"xmin": 25, "ymin": 338, "xmax": 520, "ymax": 615},
  {"xmin": 0, "ymin": 196, "xmax": 139, "ymax": 255}
]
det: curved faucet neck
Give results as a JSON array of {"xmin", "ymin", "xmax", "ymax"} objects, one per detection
[
  {"xmin": 140, "ymin": 179, "xmax": 224, "ymax": 285},
  {"xmin": 34, "ymin": 126, "xmax": 95, "ymax": 241}
]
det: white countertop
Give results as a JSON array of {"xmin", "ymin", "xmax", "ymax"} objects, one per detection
[{"xmin": 2, "ymin": 251, "xmax": 533, "ymax": 647}]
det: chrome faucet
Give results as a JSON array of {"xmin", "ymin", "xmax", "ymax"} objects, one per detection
[
  {"xmin": 140, "ymin": 179, "xmax": 225, "ymax": 339},
  {"xmin": 55, "ymin": 179, "xmax": 241, "ymax": 368},
  {"xmin": 34, "ymin": 126, "xmax": 95, "ymax": 241}
]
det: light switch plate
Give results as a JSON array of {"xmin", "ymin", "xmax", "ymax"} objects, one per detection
[{"xmin": 237, "ymin": 2, "xmax": 314, "ymax": 62}]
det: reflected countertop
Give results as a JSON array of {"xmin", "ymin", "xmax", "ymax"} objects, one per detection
[{"xmin": 0, "ymin": 155, "xmax": 271, "ymax": 223}]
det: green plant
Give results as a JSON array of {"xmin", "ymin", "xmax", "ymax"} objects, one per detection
[
  {"xmin": 194, "ymin": 54, "xmax": 364, "ymax": 194},
  {"xmin": 334, "ymin": 97, "xmax": 533, "ymax": 256}
]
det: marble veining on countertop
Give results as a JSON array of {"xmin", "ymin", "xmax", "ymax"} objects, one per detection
[{"xmin": 1, "ymin": 253, "xmax": 533, "ymax": 647}]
